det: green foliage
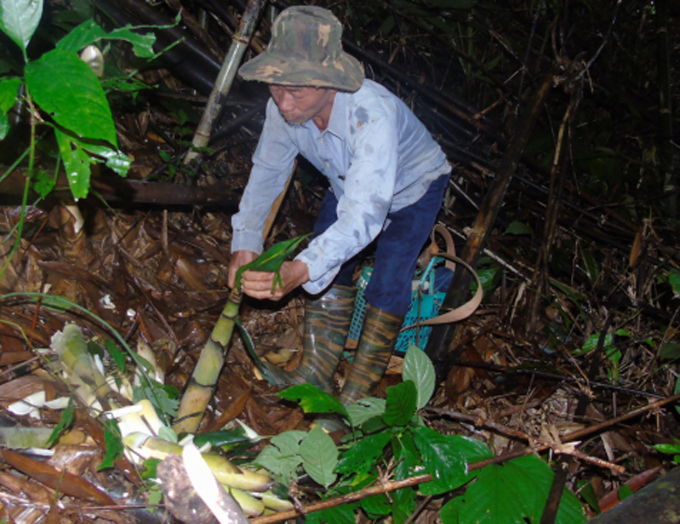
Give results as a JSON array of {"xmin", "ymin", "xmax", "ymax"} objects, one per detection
[
  {"xmin": 440, "ymin": 455, "xmax": 585, "ymax": 524},
  {"xmin": 46, "ymin": 397, "xmax": 75, "ymax": 447},
  {"xmin": 0, "ymin": 0, "xmax": 43, "ymax": 56},
  {"xmin": 0, "ymin": 0, "xmax": 174, "ymax": 205},
  {"xmin": 235, "ymin": 234, "xmax": 311, "ymax": 291},
  {"xmin": 652, "ymin": 440, "xmax": 680, "ymax": 464},
  {"xmin": 98, "ymin": 418, "xmax": 124, "ymax": 470},
  {"xmin": 572, "ymin": 329, "xmax": 631, "ymax": 380},
  {"xmin": 255, "ymin": 347, "xmax": 584, "ymax": 522}
]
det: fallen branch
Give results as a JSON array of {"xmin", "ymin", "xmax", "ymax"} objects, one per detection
[{"xmin": 424, "ymin": 406, "xmax": 624, "ymax": 474}]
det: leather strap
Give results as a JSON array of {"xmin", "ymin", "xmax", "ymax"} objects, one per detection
[{"xmin": 402, "ymin": 225, "xmax": 482, "ymax": 330}]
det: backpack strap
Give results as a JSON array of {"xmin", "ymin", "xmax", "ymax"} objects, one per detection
[{"xmin": 403, "ymin": 225, "xmax": 483, "ymax": 330}]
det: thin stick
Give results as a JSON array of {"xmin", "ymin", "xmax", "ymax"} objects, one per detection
[
  {"xmin": 250, "ymin": 451, "xmax": 538, "ymax": 524},
  {"xmin": 424, "ymin": 407, "xmax": 623, "ymax": 473}
]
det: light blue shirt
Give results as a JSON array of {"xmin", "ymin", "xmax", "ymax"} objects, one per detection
[{"xmin": 231, "ymin": 79, "xmax": 451, "ymax": 294}]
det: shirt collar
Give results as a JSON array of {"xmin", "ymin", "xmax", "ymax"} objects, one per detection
[
  {"xmin": 325, "ymin": 91, "xmax": 347, "ymax": 140},
  {"xmin": 300, "ymin": 91, "xmax": 348, "ymax": 140}
]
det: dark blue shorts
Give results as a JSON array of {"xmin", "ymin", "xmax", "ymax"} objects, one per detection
[{"xmin": 313, "ymin": 174, "xmax": 450, "ymax": 315}]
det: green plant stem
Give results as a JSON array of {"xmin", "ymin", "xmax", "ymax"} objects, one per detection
[{"xmin": 0, "ymin": 97, "xmax": 36, "ymax": 282}]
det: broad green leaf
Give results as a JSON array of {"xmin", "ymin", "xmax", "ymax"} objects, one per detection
[
  {"xmin": 277, "ymin": 384, "xmax": 348, "ymax": 418},
  {"xmin": 54, "ymin": 128, "xmax": 93, "ymax": 200},
  {"xmin": 0, "ymin": 76, "xmax": 20, "ymax": 140},
  {"xmin": 46, "ymin": 397, "xmax": 75, "ymax": 447},
  {"xmin": 0, "ymin": 0, "xmax": 43, "ymax": 52},
  {"xmin": 414, "ymin": 427, "xmax": 491, "ymax": 494},
  {"xmin": 618, "ymin": 484, "xmax": 633, "ymax": 501},
  {"xmin": 669, "ymin": 269, "xmax": 680, "ymax": 295},
  {"xmin": 0, "ymin": 112, "xmax": 7, "ymax": 139},
  {"xmin": 300, "ymin": 425, "xmax": 338, "ymax": 488},
  {"xmin": 402, "ymin": 346, "xmax": 435, "ymax": 409},
  {"xmin": 383, "ymin": 380, "xmax": 417, "ymax": 426},
  {"xmin": 26, "ymin": 48, "xmax": 117, "ymax": 145},
  {"xmin": 659, "ymin": 342, "xmax": 680, "ymax": 360},
  {"xmin": 0, "ymin": 76, "xmax": 20, "ymax": 112},
  {"xmin": 306, "ymin": 503, "xmax": 358, "ymax": 524},
  {"xmin": 391, "ymin": 487, "xmax": 417, "ymax": 524},
  {"xmin": 577, "ymin": 481, "xmax": 601, "ymax": 515},
  {"xmin": 32, "ymin": 169, "xmax": 56, "ymax": 197},
  {"xmin": 651, "ymin": 442, "xmax": 680, "ymax": 455},
  {"xmin": 132, "ymin": 382, "xmax": 178, "ymax": 418},
  {"xmin": 393, "ymin": 432, "xmax": 422, "ymax": 481},
  {"xmin": 98, "ymin": 418, "xmax": 124, "ymax": 470},
  {"xmin": 573, "ymin": 332, "xmax": 613, "ymax": 356},
  {"xmin": 104, "ymin": 339, "xmax": 126, "ymax": 371},
  {"xmin": 440, "ymin": 495, "xmax": 466, "ymax": 523},
  {"xmin": 56, "ymin": 18, "xmax": 106, "ymax": 52},
  {"xmin": 255, "ymin": 430, "xmax": 306, "ymax": 485},
  {"xmin": 336, "ymin": 432, "xmax": 392, "ymax": 475},
  {"xmin": 346, "ymin": 397, "xmax": 385, "ymax": 426},
  {"xmin": 362, "ymin": 493, "xmax": 391, "ymax": 517},
  {"xmin": 106, "ymin": 26, "xmax": 156, "ymax": 57},
  {"xmin": 449, "ymin": 455, "xmax": 585, "ymax": 524},
  {"xmin": 157, "ymin": 426, "xmax": 178, "ymax": 444},
  {"xmin": 504, "ymin": 220, "xmax": 533, "ymax": 236}
]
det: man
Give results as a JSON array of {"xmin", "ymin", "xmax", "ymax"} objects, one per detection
[{"xmin": 228, "ymin": 6, "xmax": 451, "ymax": 411}]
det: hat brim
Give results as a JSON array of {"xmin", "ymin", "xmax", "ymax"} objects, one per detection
[{"xmin": 239, "ymin": 52, "xmax": 364, "ymax": 92}]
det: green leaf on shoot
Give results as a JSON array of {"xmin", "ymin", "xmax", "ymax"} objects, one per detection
[
  {"xmin": 336, "ymin": 432, "xmax": 392, "ymax": 475},
  {"xmin": 104, "ymin": 339, "xmax": 126, "ymax": 371},
  {"xmin": 345, "ymin": 397, "xmax": 385, "ymax": 427},
  {"xmin": 440, "ymin": 455, "xmax": 585, "ymax": 524},
  {"xmin": 98, "ymin": 418, "xmax": 123, "ymax": 470},
  {"xmin": 254, "ymin": 430, "xmax": 306, "ymax": 485},
  {"xmin": 414, "ymin": 426, "xmax": 491, "ymax": 495},
  {"xmin": 0, "ymin": 0, "xmax": 43, "ymax": 52},
  {"xmin": 277, "ymin": 384, "xmax": 348, "ymax": 418},
  {"xmin": 306, "ymin": 503, "xmax": 358, "ymax": 524},
  {"xmin": 402, "ymin": 346, "xmax": 435, "ymax": 409},
  {"xmin": 46, "ymin": 397, "xmax": 75, "ymax": 447},
  {"xmin": 383, "ymin": 380, "xmax": 417, "ymax": 427},
  {"xmin": 26, "ymin": 48, "xmax": 117, "ymax": 145},
  {"xmin": 300, "ymin": 425, "xmax": 338, "ymax": 488}
]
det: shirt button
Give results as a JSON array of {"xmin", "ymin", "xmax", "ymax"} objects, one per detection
[{"xmin": 325, "ymin": 162, "xmax": 330, "ymax": 167}]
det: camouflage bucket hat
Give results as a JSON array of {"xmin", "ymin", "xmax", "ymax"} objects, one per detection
[{"xmin": 238, "ymin": 6, "xmax": 365, "ymax": 92}]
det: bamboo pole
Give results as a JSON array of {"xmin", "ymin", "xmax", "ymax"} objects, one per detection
[{"xmin": 184, "ymin": 0, "xmax": 266, "ymax": 164}]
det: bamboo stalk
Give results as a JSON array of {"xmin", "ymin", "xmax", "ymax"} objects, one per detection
[
  {"xmin": 184, "ymin": 0, "xmax": 266, "ymax": 164},
  {"xmin": 173, "ymin": 288, "xmax": 242, "ymax": 434}
]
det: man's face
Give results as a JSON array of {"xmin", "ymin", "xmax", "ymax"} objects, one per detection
[{"xmin": 269, "ymin": 85, "xmax": 334, "ymax": 125}]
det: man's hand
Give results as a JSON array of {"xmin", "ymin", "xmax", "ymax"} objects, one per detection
[
  {"xmin": 240, "ymin": 259, "xmax": 310, "ymax": 301},
  {"xmin": 228, "ymin": 250, "xmax": 259, "ymax": 289}
]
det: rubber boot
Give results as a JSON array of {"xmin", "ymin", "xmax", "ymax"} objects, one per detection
[
  {"xmin": 339, "ymin": 304, "xmax": 404, "ymax": 405},
  {"xmin": 266, "ymin": 285, "xmax": 355, "ymax": 393},
  {"xmin": 316, "ymin": 304, "xmax": 404, "ymax": 434}
]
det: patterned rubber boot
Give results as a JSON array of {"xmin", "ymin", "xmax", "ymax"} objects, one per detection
[
  {"xmin": 266, "ymin": 285, "xmax": 355, "ymax": 394},
  {"xmin": 316, "ymin": 304, "xmax": 404, "ymax": 433},
  {"xmin": 338, "ymin": 304, "xmax": 404, "ymax": 404}
]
